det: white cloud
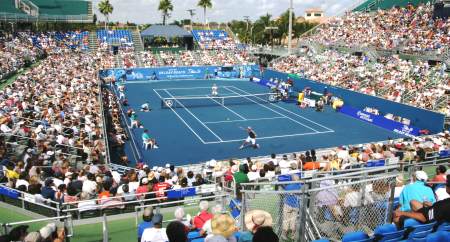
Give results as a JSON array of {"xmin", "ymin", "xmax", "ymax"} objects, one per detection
[{"xmin": 92, "ymin": 0, "xmax": 355, "ymax": 24}]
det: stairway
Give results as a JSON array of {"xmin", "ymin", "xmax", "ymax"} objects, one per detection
[
  {"xmin": 131, "ymin": 29, "xmax": 144, "ymax": 52},
  {"xmin": 87, "ymin": 1, "xmax": 94, "ymax": 23},
  {"xmin": 88, "ymin": 31, "xmax": 98, "ymax": 51}
]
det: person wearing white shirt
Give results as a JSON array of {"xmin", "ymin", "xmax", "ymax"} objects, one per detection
[
  {"xmin": 141, "ymin": 214, "xmax": 167, "ymax": 242},
  {"xmin": 247, "ymin": 165, "xmax": 260, "ymax": 181},
  {"xmin": 279, "ymin": 155, "xmax": 291, "ymax": 174}
]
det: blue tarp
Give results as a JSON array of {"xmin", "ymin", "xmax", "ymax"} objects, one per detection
[{"xmin": 140, "ymin": 25, "xmax": 192, "ymax": 39}]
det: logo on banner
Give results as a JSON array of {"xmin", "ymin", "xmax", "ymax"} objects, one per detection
[{"xmin": 356, "ymin": 111, "xmax": 373, "ymax": 123}]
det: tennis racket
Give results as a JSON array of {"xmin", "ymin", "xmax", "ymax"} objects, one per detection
[{"xmin": 238, "ymin": 126, "xmax": 246, "ymax": 131}]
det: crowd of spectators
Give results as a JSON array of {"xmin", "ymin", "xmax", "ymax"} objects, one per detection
[
  {"xmin": 272, "ymin": 49, "xmax": 450, "ymax": 115},
  {"xmin": 306, "ymin": 3, "xmax": 450, "ymax": 54},
  {"xmin": 0, "ymin": 222, "xmax": 66, "ymax": 242},
  {"xmin": 0, "ymin": 33, "xmax": 42, "ymax": 80},
  {"xmin": 194, "ymin": 30, "xmax": 239, "ymax": 50}
]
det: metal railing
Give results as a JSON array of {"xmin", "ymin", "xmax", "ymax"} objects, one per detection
[
  {"xmin": 133, "ymin": 193, "xmax": 229, "ymax": 226},
  {"xmin": 0, "ymin": 215, "xmax": 73, "ymax": 237}
]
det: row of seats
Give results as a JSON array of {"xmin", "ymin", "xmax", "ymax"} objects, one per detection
[
  {"xmin": 192, "ymin": 30, "xmax": 228, "ymax": 42},
  {"xmin": 97, "ymin": 30, "xmax": 132, "ymax": 44},
  {"xmin": 313, "ymin": 221, "xmax": 450, "ymax": 242}
]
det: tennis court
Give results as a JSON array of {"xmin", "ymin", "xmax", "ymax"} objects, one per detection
[{"xmin": 114, "ymin": 79, "xmax": 404, "ymax": 166}]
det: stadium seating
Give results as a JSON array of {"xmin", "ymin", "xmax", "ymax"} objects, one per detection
[
  {"xmin": 97, "ymin": 29, "xmax": 133, "ymax": 46},
  {"xmin": 192, "ymin": 29, "xmax": 237, "ymax": 50}
]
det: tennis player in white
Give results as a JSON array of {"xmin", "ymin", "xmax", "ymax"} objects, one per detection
[
  {"xmin": 240, "ymin": 127, "xmax": 260, "ymax": 149},
  {"xmin": 211, "ymin": 84, "xmax": 218, "ymax": 96}
]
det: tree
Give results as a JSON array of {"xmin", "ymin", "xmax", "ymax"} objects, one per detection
[
  {"xmin": 98, "ymin": 0, "xmax": 113, "ymax": 29},
  {"xmin": 158, "ymin": 0, "xmax": 173, "ymax": 25},
  {"xmin": 197, "ymin": 0, "xmax": 212, "ymax": 26}
]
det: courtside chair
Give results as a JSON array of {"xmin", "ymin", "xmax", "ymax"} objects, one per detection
[
  {"xmin": 374, "ymin": 224, "xmax": 406, "ymax": 242},
  {"xmin": 436, "ymin": 222, "xmax": 450, "ymax": 232}
]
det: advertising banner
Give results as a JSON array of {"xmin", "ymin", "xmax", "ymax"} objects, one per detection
[
  {"xmin": 339, "ymin": 105, "xmax": 420, "ymax": 137},
  {"xmin": 99, "ymin": 65, "xmax": 260, "ymax": 81}
]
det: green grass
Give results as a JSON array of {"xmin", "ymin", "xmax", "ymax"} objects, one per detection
[{"xmin": 0, "ymin": 203, "xmax": 200, "ymax": 242}]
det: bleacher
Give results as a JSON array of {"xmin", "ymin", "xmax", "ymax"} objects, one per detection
[
  {"xmin": 97, "ymin": 29, "xmax": 133, "ymax": 46},
  {"xmin": 192, "ymin": 29, "xmax": 232, "ymax": 49},
  {"xmin": 354, "ymin": 0, "xmax": 432, "ymax": 12},
  {"xmin": 55, "ymin": 31, "xmax": 89, "ymax": 50}
]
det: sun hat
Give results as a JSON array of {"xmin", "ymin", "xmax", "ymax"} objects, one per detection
[
  {"xmin": 211, "ymin": 214, "xmax": 236, "ymax": 238},
  {"xmin": 244, "ymin": 210, "xmax": 273, "ymax": 232}
]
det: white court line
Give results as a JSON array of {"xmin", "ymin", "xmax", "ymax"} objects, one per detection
[
  {"xmin": 222, "ymin": 86, "xmax": 319, "ymax": 133},
  {"xmin": 152, "ymin": 89, "xmax": 207, "ymax": 144},
  {"xmin": 206, "ymin": 97, "xmax": 247, "ymax": 121},
  {"xmin": 163, "ymin": 89, "xmax": 223, "ymax": 142},
  {"xmin": 204, "ymin": 116, "xmax": 287, "ymax": 124},
  {"xmin": 229, "ymin": 86, "xmax": 335, "ymax": 132},
  {"xmin": 125, "ymin": 78, "xmax": 248, "ymax": 85},
  {"xmin": 154, "ymin": 85, "xmax": 234, "ymax": 91},
  {"xmin": 204, "ymin": 130, "xmax": 335, "ymax": 144}
]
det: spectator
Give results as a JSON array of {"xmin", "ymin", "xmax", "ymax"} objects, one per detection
[
  {"xmin": 141, "ymin": 214, "xmax": 168, "ymax": 242},
  {"xmin": 166, "ymin": 221, "xmax": 188, "ymax": 242},
  {"xmin": 138, "ymin": 207, "xmax": 154, "ymax": 242},
  {"xmin": 41, "ymin": 179, "xmax": 56, "ymax": 200},
  {"xmin": 252, "ymin": 227, "xmax": 278, "ymax": 242},
  {"xmin": 239, "ymin": 210, "xmax": 273, "ymax": 242},
  {"xmin": 193, "ymin": 201, "xmax": 214, "ymax": 230},
  {"xmin": 200, "ymin": 204, "xmax": 224, "ymax": 236},
  {"xmin": 393, "ymin": 175, "xmax": 450, "ymax": 226},
  {"xmin": 281, "ymin": 175, "xmax": 301, "ymax": 239},
  {"xmin": 399, "ymin": 171, "xmax": 436, "ymax": 211},
  {"xmin": 205, "ymin": 214, "xmax": 237, "ymax": 242},
  {"xmin": 430, "ymin": 165, "xmax": 447, "ymax": 183},
  {"xmin": 174, "ymin": 207, "xmax": 191, "ymax": 230}
]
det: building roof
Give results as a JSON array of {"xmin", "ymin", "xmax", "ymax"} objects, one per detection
[
  {"xmin": 141, "ymin": 25, "xmax": 193, "ymax": 39},
  {"xmin": 305, "ymin": 8, "xmax": 324, "ymax": 13}
]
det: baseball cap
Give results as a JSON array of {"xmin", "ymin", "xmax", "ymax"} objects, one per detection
[
  {"xmin": 415, "ymin": 170, "xmax": 428, "ymax": 181},
  {"xmin": 152, "ymin": 214, "xmax": 163, "ymax": 224}
]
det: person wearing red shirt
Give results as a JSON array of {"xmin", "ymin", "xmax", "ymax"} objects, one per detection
[
  {"xmin": 193, "ymin": 201, "xmax": 213, "ymax": 230},
  {"xmin": 136, "ymin": 177, "xmax": 150, "ymax": 200},
  {"xmin": 152, "ymin": 176, "xmax": 172, "ymax": 201}
]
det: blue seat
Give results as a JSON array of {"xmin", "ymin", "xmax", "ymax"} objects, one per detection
[
  {"xmin": 404, "ymin": 219, "xmax": 422, "ymax": 228},
  {"xmin": 342, "ymin": 231, "xmax": 370, "ymax": 242},
  {"xmin": 425, "ymin": 231, "xmax": 450, "ymax": 242},
  {"xmin": 405, "ymin": 222, "xmax": 436, "ymax": 241},
  {"xmin": 191, "ymin": 238, "xmax": 204, "ymax": 242},
  {"xmin": 436, "ymin": 222, "xmax": 450, "ymax": 232},
  {"xmin": 374, "ymin": 224, "xmax": 397, "ymax": 235},
  {"xmin": 188, "ymin": 231, "xmax": 201, "ymax": 240}
]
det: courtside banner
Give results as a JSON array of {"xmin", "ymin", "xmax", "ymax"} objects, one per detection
[
  {"xmin": 100, "ymin": 65, "xmax": 260, "ymax": 81},
  {"xmin": 339, "ymin": 105, "xmax": 420, "ymax": 137}
]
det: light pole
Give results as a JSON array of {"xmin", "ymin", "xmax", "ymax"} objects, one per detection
[
  {"xmin": 187, "ymin": 9, "xmax": 195, "ymax": 31},
  {"xmin": 244, "ymin": 16, "xmax": 250, "ymax": 44},
  {"xmin": 288, "ymin": 0, "xmax": 293, "ymax": 54},
  {"xmin": 265, "ymin": 26, "xmax": 278, "ymax": 51}
]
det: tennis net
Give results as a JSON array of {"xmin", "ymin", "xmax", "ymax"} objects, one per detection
[{"xmin": 161, "ymin": 93, "xmax": 278, "ymax": 108}]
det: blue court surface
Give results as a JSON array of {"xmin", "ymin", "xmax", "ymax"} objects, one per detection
[{"xmin": 114, "ymin": 79, "xmax": 404, "ymax": 166}]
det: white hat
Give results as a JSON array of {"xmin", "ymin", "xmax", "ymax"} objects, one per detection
[
  {"xmin": 65, "ymin": 172, "xmax": 73, "ymax": 177},
  {"xmin": 141, "ymin": 178, "xmax": 149, "ymax": 184},
  {"xmin": 165, "ymin": 163, "xmax": 171, "ymax": 168},
  {"xmin": 152, "ymin": 166, "xmax": 157, "ymax": 171},
  {"xmin": 415, "ymin": 171, "xmax": 428, "ymax": 181},
  {"xmin": 209, "ymin": 159, "xmax": 217, "ymax": 167},
  {"xmin": 47, "ymin": 151, "xmax": 54, "ymax": 156},
  {"xmin": 143, "ymin": 165, "xmax": 149, "ymax": 169},
  {"xmin": 157, "ymin": 167, "xmax": 163, "ymax": 172}
]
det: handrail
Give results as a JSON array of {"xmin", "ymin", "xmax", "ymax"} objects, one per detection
[
  {"xmin": 134, "ymin": 193, "xmax": 229, "ymax": 226},
  {"xmin": 1, "ymin": 215, "xmax": 73, "ymax": 238},
  {"xmin": 98, "ymin": 74, "xmax": 111, "ymax": 165},
  {"xmin": 61, "ymin": 183, "xmax": 220, "ymax": 206}
]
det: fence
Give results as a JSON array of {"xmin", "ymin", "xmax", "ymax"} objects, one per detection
[
  {"xmin": 133, "ymin": 193, "xmax": 229, "ymax": 226},
  {"xmin": 240, "ymin": 167, "xmax": 400, "ymax": 242},
  {"xmin": 0, "ymin": 215, "xmax": 73, "ymax": 238}
]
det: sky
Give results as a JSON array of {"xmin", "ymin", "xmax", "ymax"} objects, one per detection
[{"xmin": 92, "ymin": 0, "xmax": 355, "ymax": 24}]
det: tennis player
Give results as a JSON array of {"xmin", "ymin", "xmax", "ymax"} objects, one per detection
[
  {"xmin": 239, "ymin": 127, "xmax": 260, "ymax": 149},
  {"xmin": 211, "ymin": 84, "xmax": 218, "ymax": 96}
]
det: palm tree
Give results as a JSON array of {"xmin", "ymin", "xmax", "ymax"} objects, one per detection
[
  {"xmin": 98, "ymin": 0, "xmax": 113, "ymax": 29},
  {"xmin": 197, "ymin": 0, "xmax": 212, "ymax": 26},
  {"xmin": 158, "ymin": 0, "xmax": 173, "ymax": 25}
]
